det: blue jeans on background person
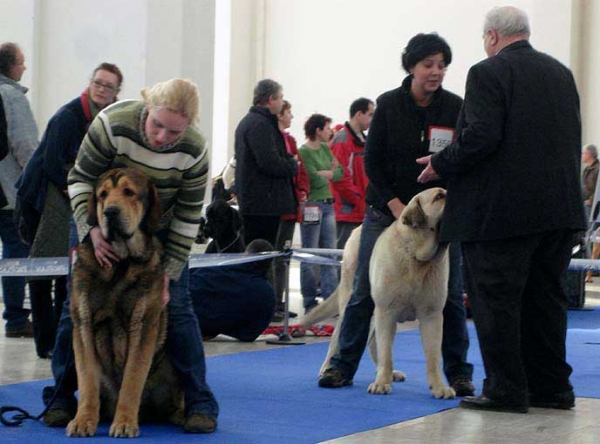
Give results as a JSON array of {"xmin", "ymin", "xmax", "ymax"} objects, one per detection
[
  {"xmin": 0, "ymin": 210, "xmax": 31, "ymax": 331},
  {"xmin": 43, "ymin": 223, "xmax": 219, "ymax": 420},
  {"xmin": 328, "ymin": 206, "xmax": 472, "ymax": 382},
  {"xmin": 300, "ymin": 201, "xmax": 338, "ymax": 312}
]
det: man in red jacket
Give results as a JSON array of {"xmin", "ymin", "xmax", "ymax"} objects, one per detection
[{"xmin": 329, "ymin": 98, "xmax": 374, "ymax": 249}]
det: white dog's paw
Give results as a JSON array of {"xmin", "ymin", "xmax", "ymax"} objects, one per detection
[
  {"xmin": 392, "ymin": 370, "xmax": 406, "ymax": 382},
  {"xmin": 367, "ymin": 381, "xmax": 392, "ymax": 395},
  {"xmin": 430, "ymin": 385, "xmax": 456, "ymax": 399}
]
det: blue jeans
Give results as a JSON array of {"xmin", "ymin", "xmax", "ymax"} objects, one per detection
[
  {"xmin": 0, "ymin": 210, "xmax": 31, "ymax": 330},
  {"xmin": 44, "ymin": 222, "xmax": 219, "ymax": 419},
  {"xmin": 300, "ymin": 201, "xmax": 338, "ymax": 311},
  {"xmin": 329, "ymin": 206, "xmax": 472, "ymax": 382}
]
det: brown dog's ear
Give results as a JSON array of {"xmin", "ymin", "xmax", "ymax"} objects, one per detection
[
  {"xmin": 142, "ymin": 180, "xmax": 162, "ymax": 233},
  {"xmin": 401, "ymin": 196, "xmax": 427, "ymax": 228},
  {"xmin": 86, "ymin": 191, "xmax": 99, "ymax": 226}
]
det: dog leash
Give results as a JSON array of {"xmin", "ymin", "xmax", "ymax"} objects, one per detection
[{"xmin": 215, "ymin": 232, "xmax": 242, "ymax": 253}]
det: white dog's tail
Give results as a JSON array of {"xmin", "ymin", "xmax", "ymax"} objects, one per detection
[{"xmin": 298, "ymin": 288, "xmax": 340, "ymax": 327}]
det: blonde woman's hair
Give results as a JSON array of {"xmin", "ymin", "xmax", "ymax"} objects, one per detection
[{"xmin": 141, "ymin": 78, "xmax": 200, "ymax": 126}]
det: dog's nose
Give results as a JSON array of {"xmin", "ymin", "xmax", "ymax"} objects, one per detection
[{"xmin": 104, "ymin": 206, "xmax": 120, "ymax": 220}]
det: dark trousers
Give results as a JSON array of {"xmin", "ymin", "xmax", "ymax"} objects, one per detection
[
  {"xmin": 242, "ymin": 214, "xmax": 280, "ymax": 246},
  {"xmin": 29, "ymin": 277, "xmax": 67, "ymax": 357},
  {"xmin": 461, "ymin": 229, "xmax": 575, "ymax": 404},
  {"xmin": 274, "ymin": 219, "xmax": 296, "ymax": 309}
]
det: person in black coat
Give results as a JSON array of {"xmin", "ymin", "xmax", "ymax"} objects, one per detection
[
  {"xmin": 418, "ymin": 6, "xmax": 586, "ymax": 413},
  {"xmin": 234, "ymin": 79, "xmax": 298, "ymax": 246}
]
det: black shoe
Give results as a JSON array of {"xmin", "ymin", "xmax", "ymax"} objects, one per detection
[
  {"xmin": 530, "ymin": 390, "xmax": 575, "ymax": 410},
  {"xmin": 459, "ymin": 395, "xmax": 528, "ymax": 413},
  {"xmin": 6, "ymin": 320, "xmax": 34, "ymax": 338},
  {"xmin": 288, "ymin": 310, "xmax": 298, "ymax": 318},
  {"xmin": 184, "ymin": 412, "xmax": 217, "ymax": 434},
  {"xmin": 318, "ymin": 368, "xmax": 353, "ymax": 388},
  {"xmin": 43, "ymin": 407, "xmax": 73, "ymax": 427},
  {"xmin": 450, "ymin": 377, "xmax": 475, "ymax": 397}
]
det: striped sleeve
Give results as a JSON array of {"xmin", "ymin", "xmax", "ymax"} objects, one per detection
[{"xmin": 163, "ymin": 142, "xmax": 209, "ymax": 280}]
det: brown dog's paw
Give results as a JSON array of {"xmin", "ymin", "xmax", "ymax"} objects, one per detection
[
  {"xmin": 109, "ymin": 415, "xmax": 140, "ymax": 438},
  {"xmin": 66, "ymin": 414, "xmax": 99, "ymax": 437}
]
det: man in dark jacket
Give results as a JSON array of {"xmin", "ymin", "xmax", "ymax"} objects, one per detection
[
  {"xmin": 418, "ymin": 6, "xmax": 585, "ymax": 413},
  {"xmin": 234, "ymin": 79, "xmax": 298, "ymax": 246}
]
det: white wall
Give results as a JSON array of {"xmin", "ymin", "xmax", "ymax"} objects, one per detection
[
  {"xmin": 2, "ymin": 0, "xmax": 598, "ymax": 176},
  {"xmin": 1, "ymin": 0, "xmax": 218, "ymax": 172},
  {"xmin": 258, "ymin": 0, "xmax": 574, "ymax": 142}
]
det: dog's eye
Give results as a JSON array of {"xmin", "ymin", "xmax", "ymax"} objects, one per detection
[
  {"xmin": 434, "ymin": 193, "xmax": 445, "ymax": 201},
  {"xmin": 123, "ymin": 188, "xmax": 135, "ymax": 197},
  {"xmin": 99, "ymin": 190, "xmax": 108, "ymax": 199}
]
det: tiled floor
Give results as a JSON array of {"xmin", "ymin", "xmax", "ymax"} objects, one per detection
[{"xmin": 0, "ymin": 260, "xmax": 599, "ymax": 443}]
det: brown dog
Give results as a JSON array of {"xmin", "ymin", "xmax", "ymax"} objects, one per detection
[{"xmin": 67, "ymin": 168, "xmax": 183, "ymax": 438}]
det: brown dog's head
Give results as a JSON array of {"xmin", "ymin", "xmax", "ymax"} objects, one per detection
[
  {"xmin": 401, "ymin": 187, "xmax": 446, "ymax": 231},
  {"xmin": 87, "ymin": 168, "xmax": 161, "ymax": 242}
]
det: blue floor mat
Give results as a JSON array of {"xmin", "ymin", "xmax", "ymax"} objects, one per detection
[{"xmin": 0, "ymin": 309, "xmax": 598, "ymax": 443}]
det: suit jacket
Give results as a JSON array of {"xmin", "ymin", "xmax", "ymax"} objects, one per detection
[{"xmin": 432, "ymin": 40, "xmax": 586, "ymax": 242}]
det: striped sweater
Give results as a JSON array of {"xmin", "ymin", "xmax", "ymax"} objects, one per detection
[{"xmin": 68, "ymin": 100, "xmax": 209, "ymax": 280}]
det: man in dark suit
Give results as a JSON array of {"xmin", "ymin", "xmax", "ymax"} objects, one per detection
[{"xmin": 417, "ymin": 6, "xmax": 585, "ymax": 413}]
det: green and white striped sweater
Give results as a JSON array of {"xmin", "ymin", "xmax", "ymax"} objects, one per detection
[{"xmin": 68, "ymin": 100, "xmax": 209, "ymax": 280}]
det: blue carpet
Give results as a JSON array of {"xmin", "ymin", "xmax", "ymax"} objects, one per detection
[{"xmin": 0, "ymin": 309, "xmax": 598, "ymax": 443}]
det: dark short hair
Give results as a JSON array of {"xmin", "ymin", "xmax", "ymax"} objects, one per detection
[
  {"xmin": 0, "ymin": 42, "xmax": 20, "ymax": 77},
  {"xmin": 279, "ymin": 99, "xmax": 291, "ymax": 116},
  {"xmin": 92, "ymin": 62, "xmax": 124, "ymax": 88},
  {"xmin": 304, "ymin": 113, "xmax": 332, "ymax": 140},
  {"xmin": 253, "ymin": 79, "xmax": 282, "ymax": 106},
  {"xmin": 401, "ymin": 33, "xmax": 452, "ymax": 73},
  {"xmin": 349, "ymin": 97, "xmax": 374, "ymax": 118}
]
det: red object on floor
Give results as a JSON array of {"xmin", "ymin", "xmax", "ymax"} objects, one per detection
[{"xmin": 261, "ymin": 324, "xmax": 334, "ymax": 337}]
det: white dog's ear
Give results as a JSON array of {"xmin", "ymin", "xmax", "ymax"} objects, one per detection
[{"xmin": 402, "ymin": 197, "xmax": 427, "ymax": 228}]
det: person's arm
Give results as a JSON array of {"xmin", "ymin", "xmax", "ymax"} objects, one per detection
[
  {"xmin": 329, "ymin": 142, "xmax": 363, "ymax": 206},
  {"xmin": 1, "ymin": 86, "xmax": 38, "ymax": 168},
  {"xmin": 247, "ymin": 120, "xmax": 297, "ymax": 178},
  {"xmin": 289, "ymin": 136, "xmax": 310, "ymax": 200},
  {"xmin": 364, "ymin": 98, "xmax": 396, "ymax": 204},
  {"xmin": 0, "ymin": 94, "xmax": 8, "ymax": 161},
  {"xmin": 162, "ymin": 150, "xmax": 208, "ymax": 281},
  {"xmin": 42, "ymin": 110, "xmax": 81, "ymax": 190}
]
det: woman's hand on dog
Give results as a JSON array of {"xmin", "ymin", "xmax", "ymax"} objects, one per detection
[{"xmin": 90, "ymin": 227, "xmax": 121, "ymax": 268}]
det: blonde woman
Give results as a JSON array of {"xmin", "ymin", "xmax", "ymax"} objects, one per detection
[{"xmin": 43, "ymin": 79, "xmax": 219, "ymax": 434}]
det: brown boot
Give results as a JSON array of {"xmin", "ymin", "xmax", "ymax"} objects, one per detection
[{"xmin": 183, "ymin": 412, "xmax": 217, "ymax": 434}]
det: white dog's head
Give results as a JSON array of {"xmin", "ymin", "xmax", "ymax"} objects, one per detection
[{"xmin": 400, "ymin": 187, "xmax": 447, "ymax": 262}]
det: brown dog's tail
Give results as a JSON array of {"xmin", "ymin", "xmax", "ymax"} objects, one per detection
[{"xmin": 298, "ymin": 287, "xmax": 340, "ymax": 327}]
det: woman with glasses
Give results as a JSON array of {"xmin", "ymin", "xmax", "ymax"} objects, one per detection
[{"xmin": 15, "ymin": 63, "xmax": 123, "ymax": 359}]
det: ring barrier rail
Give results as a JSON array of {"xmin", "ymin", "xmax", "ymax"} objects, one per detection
[{"xmin": 0, "ymin": 250, "xmax": 597, "ymax": 277}]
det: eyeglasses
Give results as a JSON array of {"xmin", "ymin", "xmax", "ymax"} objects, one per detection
[{"xmin": 91, "ymin": 80, "xmax": 119, "ymax": 92}]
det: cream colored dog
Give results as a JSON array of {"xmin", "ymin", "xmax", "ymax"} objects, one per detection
[{"xmin": 300, "ymin": 187, "xmax": 455, "ymax": 399}]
